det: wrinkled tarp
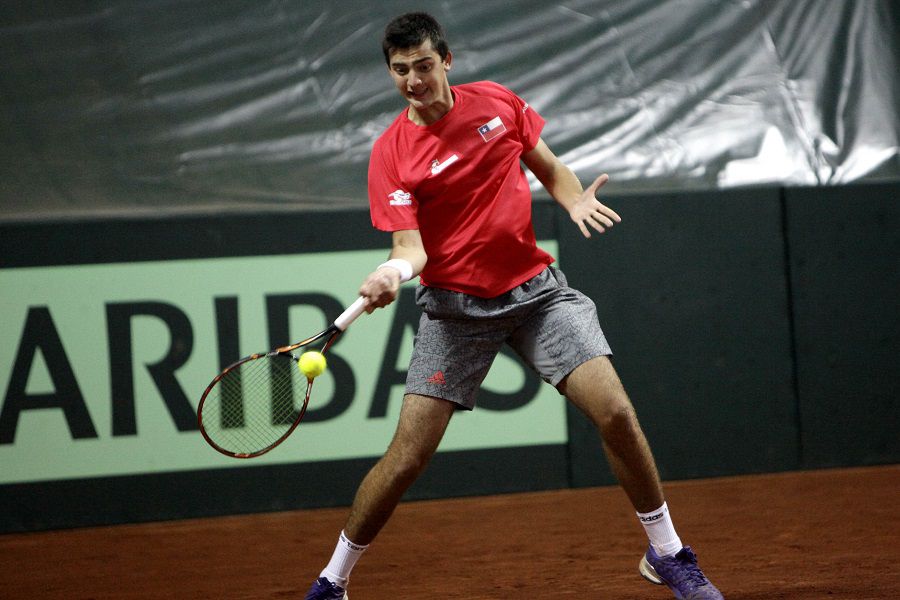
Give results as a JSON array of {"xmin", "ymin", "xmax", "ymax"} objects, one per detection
[{"xmin": 0, "ymin": 0, "xmax": 897, "ymax": 220}]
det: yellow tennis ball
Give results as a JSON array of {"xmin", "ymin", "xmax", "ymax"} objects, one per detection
[{"xmin": 298, "ymin": 351, "xmax": 327, "ymax": 379}]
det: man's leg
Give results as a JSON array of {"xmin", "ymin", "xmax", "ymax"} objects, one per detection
[
  {"xmin": 558, "ymin": 355, "xmax": 663, "ymax": 512},
  {"xmin": 307, "ymin": 393, "xmax": 455, "ymax": 599},
  {"xmin": 559, "ymin": 355, "xmax": 724, "ymax": 599},
  {"xmin": 344, "ymin": 393, "xmax": 455, "ymax": 544}
]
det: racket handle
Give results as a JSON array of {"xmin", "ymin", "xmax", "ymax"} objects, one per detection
[{"xmin": 334, "ymin": 296, "xmax": 367, "ymax": 331}]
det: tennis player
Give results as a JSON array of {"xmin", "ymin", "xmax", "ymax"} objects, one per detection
[{"xmin": 305, "ymin": 12, "xmax": 724, "ymax": 600}]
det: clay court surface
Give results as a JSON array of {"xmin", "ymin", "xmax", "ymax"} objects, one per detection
[{"xmin": 1, "ymin": 465, "xmax": 897, "ymax": 599}]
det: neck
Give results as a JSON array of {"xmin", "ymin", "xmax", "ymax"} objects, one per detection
[{"xmin": 408, "ymin": 89, "xmax": 454, "ymax": 126}]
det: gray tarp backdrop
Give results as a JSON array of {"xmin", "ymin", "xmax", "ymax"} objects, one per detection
[{"xmin": 1, "ymin": 0, "xmax": 898, "ymax": 220}]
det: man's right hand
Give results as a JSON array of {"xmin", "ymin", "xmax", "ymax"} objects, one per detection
[{"xmin": 359, "ymin": 267, "xmax": 403, "ymax": 313}]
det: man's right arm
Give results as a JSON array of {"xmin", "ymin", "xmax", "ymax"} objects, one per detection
[{"xmin": 358, "ymin": 229, "xmax": 426, "ymax": 313}]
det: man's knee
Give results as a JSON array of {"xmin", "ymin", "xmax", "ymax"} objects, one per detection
[
  {"xmin": 563, "ymin": 358, "xmax": 635, "ymax": 423},
  {"xmin": 596, "ymin": 401, "xmax": 640, "ymax": 441},
  {"xmin": 381, "ymin": 440, "xmax": 434, "ymax": 485},
  {"xmin": 374, "ymin": 394, "xmax": 454, "ymax": 485}
]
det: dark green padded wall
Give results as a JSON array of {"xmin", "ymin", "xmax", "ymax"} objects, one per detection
[
  {"xmin": 785, "ymin": 182, "xmax": 899, "ymax": 468},
  {"xmin": 559, "ymin": 188, "xmax": 800, "ymax": 485}
]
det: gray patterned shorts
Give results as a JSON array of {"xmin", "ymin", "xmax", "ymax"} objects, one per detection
[{"xmin": 405, "ymin": 266, "xmax": 612, "ymax": 409}]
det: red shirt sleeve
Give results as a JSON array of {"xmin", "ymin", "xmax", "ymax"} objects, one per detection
[
  {"xmin": 367, "ymin": 135, "xmax": 419, "ymax": 232},
  {"xmin": 511, "ymin": 89, "xmax": 545, "ymax": 152}
]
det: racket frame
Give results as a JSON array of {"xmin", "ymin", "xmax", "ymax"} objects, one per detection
[{"xmin": 197, "ymin": 297, "xmax": 366, "ymax": 458}]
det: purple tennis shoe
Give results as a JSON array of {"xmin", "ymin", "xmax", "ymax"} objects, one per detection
[
  {"xmin": 304, "ymin": 576, "xmax": 348, "ymax": 600},
  {"xmin": 639, "ymin": 545, "xmax": 724, "ymax": 599}
]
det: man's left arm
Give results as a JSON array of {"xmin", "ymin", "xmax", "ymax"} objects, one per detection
[{"xmin": 522, "ymin": 138, "xmax": 621, "ymax": 239}]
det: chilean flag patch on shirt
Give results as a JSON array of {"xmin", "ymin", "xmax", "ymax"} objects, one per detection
[{"xmin": 478, "ymin": 116, "xmax": 507, "ymax": 142}]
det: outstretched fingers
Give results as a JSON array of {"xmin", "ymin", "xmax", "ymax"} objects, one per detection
[
  {"xmin": 574, "ymin": 174, "xmax": 620, "ymax": 238},
  {"xmin": 587, "ymin": 173, "xmax": 610, "ymax": 194}
]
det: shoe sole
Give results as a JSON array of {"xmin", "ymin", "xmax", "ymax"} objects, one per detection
[{"xmin": 639, "ymin": 555, "xmax": 664, "ymax": 585}]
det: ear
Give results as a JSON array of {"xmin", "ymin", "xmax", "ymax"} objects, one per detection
[{"xmin": 444, "ymin": 50, "xmax": 453, "ymax": 71}]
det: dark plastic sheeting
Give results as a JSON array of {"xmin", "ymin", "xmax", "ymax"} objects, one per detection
[{"xmin": 1, "ymin": 0, "xmax": 897, "ymax": 219}]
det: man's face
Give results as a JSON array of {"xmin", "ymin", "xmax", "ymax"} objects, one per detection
[{"xmin": 387, "ymin": 39, "xmax": 452, "ymax": 116}]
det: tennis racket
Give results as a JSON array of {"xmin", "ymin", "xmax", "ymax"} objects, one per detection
[{"xmin": 198, "ymin": 296, "xmax": 367, "ymax": 458}]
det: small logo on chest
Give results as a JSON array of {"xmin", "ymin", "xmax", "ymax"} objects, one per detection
[
  {"xmin": 430, "ymin": 154, "xmax": 459, "ymax": 175},
  {"xmin": 478, "ymin": 116, "xmax": 507, "ymax": 142}
]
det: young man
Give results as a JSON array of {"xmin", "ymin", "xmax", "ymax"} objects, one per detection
[{"xmin": 305, "ymin": 12, "xmax": 724, "ymax": 600}]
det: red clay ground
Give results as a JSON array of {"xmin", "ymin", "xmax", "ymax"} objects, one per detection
[{"xmin": 1, "ymin": 465, "xmax": 897, "ymax": 599}]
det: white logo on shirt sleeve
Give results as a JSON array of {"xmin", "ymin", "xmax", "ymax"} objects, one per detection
[{"xmin": 388, "ymin": 190, "xmax": 412, "ymax": 206}]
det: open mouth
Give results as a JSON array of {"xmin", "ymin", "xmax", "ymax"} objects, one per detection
[{"xmin": 408, "ymin": 88, "xmax": 429, "ymax": 101}]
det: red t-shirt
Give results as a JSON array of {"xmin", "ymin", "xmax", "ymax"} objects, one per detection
[{"xmin": 368, "ymin": 81, "xmax": 554, "ymax": 298}]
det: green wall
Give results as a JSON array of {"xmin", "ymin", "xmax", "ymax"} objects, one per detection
[
  {"xmin": 1, "ymin": 184, "xmax": 897, "ymax": 532},
  {"xmin": 785, "ymin": 183, "xmax": 899, "ymax": 467},
  {"xmin": 562, "ymin": 188, "xmax": 799, "ymax": 484},
  {"xmin": 562, "ymin": 182, "xmax": 899, "ymax": 486}
]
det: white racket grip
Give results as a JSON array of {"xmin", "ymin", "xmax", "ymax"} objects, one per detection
[{"xmin": 334, "ymin": 296, "xmax": 367, "ymax": 331}]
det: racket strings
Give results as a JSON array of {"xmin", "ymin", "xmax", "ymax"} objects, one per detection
[{"xmin": 203, "ymin": 355, "xmax": 310, "ymax": 455}]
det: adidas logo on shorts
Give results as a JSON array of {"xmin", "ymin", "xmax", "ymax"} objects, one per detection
[{"xmin": 426, "ymin": 371, "xmax": 446, "ymax": 385}]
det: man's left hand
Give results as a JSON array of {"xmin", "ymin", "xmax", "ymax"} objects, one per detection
[{"xmin": 569, "ymin": 174, "xmax": 621, "ymax": 238}]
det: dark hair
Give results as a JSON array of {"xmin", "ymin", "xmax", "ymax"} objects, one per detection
[{"xmin": 382, "ymin": 12, "xmax": 449, "ymax": 65}]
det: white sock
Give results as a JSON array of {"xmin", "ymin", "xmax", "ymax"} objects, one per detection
[
  {"xmin": 637, "ymin": 502, "xmax": 683, "ymax": 557},
  {"xmin": 320, "ymin": 531, "xmax": 368, "ymax": 588}
]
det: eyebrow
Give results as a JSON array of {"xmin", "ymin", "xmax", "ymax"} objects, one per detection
[{"xmin": 391, "ymin": 56, "xmax": 435, "ymax": 69}]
